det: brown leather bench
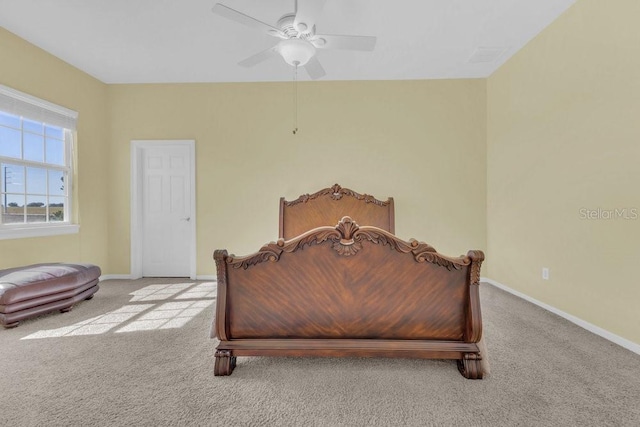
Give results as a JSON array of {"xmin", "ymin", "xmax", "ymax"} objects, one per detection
[{"xmin": 0, "ymin": 263, "xmax": 101, "ymax": 328}]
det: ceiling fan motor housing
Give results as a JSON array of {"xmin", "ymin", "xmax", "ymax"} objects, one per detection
[{"xmin": 277, "ymin": 13, "xmax": 315, "ymax": 39}]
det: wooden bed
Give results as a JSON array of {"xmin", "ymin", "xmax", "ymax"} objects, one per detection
[{"xmin": 212, "ymin": 184, "xmax": 486, "ymax": 379}]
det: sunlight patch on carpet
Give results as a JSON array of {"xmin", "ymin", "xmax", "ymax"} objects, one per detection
[
  {"xmin": 115, "ymin": 300, "xmax": 214, "ymax": 332},
  {"xmin": 174, "ymin": 282, "xmax": 216, "ymax": 299},
  {"xmin": 129, "ymin": 283, "xmax": 195, "ymax": 301},
  {"xmin": 21, "ymin": 281, "xmax": 216, "ymax": 340},
  {"xmin": 21, "ymin": 304, "xmax": 153, "ymax": 339}
]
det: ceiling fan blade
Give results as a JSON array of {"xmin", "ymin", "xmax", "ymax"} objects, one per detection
[
  {"xmin": 294, "ymin": 0, "xmax": 327, "ymax": 34},
  {"xmin": 212, "ymin": 4, "xmax": 284, "ymax": 38},
  {"xmin": 238, "ymin": 47, "xmax": 279, "ymax": 67},
  {"xmin": 311, "ymin": 34, "xmax": 377, "ymax": 51},
  {"xmin": 304, "ymin": 56, "xmax": 326, "ymax": 80}
]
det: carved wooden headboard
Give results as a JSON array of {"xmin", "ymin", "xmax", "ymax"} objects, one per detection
[{"xmin": 278, "ymin": 184, "xmax": 395, "ymax": 240}]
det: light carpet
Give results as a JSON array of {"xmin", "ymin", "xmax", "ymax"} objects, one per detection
[{"xmin": 1, "ymin": 278, "xmax": 638, "ymax": 426}]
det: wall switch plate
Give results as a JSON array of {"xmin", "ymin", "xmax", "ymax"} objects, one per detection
[{"xmin": 542, "ymin": 268, "xmax": 550, "ymax": 280}]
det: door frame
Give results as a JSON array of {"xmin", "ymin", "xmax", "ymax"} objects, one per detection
[{"xmin": 130, "ymin": 139, "xmax": 196, "ymax": 280}]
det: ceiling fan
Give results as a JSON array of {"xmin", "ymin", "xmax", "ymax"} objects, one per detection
[{"xmin": 212, "ymin": 0, "xmax": 377, "ymax": 79}]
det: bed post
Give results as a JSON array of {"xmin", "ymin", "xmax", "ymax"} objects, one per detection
[
  {"xmin": 213, "ymin": 250, "xmax": 235, "ymax": 376},
  {"xmin": 459, "ymin": 249, "xmax": 485, "ymax": 379},
  {"xmin": 214, "ymin": 350, "xmax": 236, "ymax": 376},
  {"xmin": 388, "ymin": 197, "xmax": 395, "ymax": 235},
  {"xmin": 278, "ymin": 197, "xmax": 285, "ymax": 239}
]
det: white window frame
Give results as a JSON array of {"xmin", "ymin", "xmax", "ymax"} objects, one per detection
[{"xmin": 0, "ymin": 85, "xmax": 79, "ymax": 240}]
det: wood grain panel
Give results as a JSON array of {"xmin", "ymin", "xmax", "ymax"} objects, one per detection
[
  {"xmin": 227, "ymin": 242, "xmax": 466, "ymax": 340},
  {"xmin": 279, "ymin": 184, "xmax": 394, "ymax": 239}
]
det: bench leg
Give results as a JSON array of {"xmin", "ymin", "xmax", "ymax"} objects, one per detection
[
  {"xmin": 214, "ymin": 350, "xmax": 236, "ymax": 376},
  {"xmin": 3, "ymin": 321, "xmax": 19, "ymax": 329},
  {"xmin": 60, "ymin": 306, "xmax": 73, "ymax": 313},
  {"xmin": 457, "ymin": 353, "xmax": 484, "ymax": 379},
  {"xmin": 85, "ymin": 294, "xmax": 94, "ymax": 301}
]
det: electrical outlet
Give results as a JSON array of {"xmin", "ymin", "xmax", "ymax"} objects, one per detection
[{"xmin": 542, "ymin": 267, "xmax": 549, "ymax": 280}]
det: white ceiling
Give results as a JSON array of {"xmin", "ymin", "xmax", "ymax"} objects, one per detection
[{"xmin": 0, "ymin": 0, "xmax": 576, "ymax": 84}]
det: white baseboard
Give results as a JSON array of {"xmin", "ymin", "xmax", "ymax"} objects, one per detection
[
  {"xmin": 100, "ymin": 274, "xmax": 216, "ymax": 282},
  {"xmin": 99, "ymin": 274, "xmax": 132, "ymax": 281},
  {"xmin": 196, "ymin": 275, "xmax": 217, "ymax": 281},
  {"xmin": 481, "ymin": 277, "xmax": 640, "ymax": 355}
]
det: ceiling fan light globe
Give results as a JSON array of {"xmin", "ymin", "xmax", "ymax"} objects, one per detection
[{"xmin": 278, "ymin": 38, "xmax": 316, "ymax": 67}]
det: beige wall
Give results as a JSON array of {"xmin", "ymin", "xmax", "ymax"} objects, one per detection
[
  {"xmin": 2, "ymin": 0, "xmax": 637, "ymax": 348},
  {"xmin": 0, "ymin": 28, "xmax": 109, "ymax": 270},
  {"xmin": 487, "ymin": 0, "xmax": 640, "ymax": 344},
  {"xmin": 108, "ymin": 80, "xmax": 487, "ymax": 276}
]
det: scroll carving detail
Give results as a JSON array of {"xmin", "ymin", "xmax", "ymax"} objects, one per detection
[
  {"xmin": 213, "ymin": 250, "xmax": 228, "ymax": 287},
  {"xmin": 227, "ymin": 242, "xmax": 282, "ymax": 270},
  {"xmin": 467, "ymin": 250, "xmax": 485, "ymax": 285},
  {"xmin": 226, "ymin": 217, "xmax": 470, "ymax": 270},
  {"xmin": 284, "ymin": 184, "xmax": 390, "ymax": 207}
]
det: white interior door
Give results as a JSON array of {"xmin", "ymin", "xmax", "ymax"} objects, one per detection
[{"xmin": 134, "ymin": 141, "xmax": 195, "ymax": 278}]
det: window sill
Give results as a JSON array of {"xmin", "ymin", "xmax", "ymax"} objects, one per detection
[{"xmin": 0, "ymin": 223, "xmax": 80, "ymax": 240}]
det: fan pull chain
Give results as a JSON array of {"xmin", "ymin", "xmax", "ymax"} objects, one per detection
[{"xmin": 293, "ymin": 64, "xmax": 298, "ymax": 135}]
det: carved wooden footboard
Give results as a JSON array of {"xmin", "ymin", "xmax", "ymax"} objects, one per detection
[{"xmin": 212, "ymin": 216, "xmax": 486, "ymax": 379}]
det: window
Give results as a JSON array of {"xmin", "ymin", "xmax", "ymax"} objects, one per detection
[{"xmin": 0, "ymin": 85, "xmax": 78, "ymax": 240}]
